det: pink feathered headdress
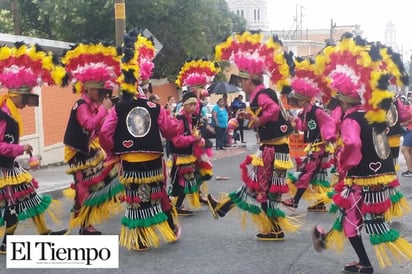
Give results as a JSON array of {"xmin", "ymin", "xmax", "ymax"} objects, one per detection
[
  {"xmin": 175, "ymin": 58, "xmax": 220, "ymax": 88},
  {"xmin": 61, "ymin": 42, "xmax": 121, "ymax": 93},
  {"xmin": 290, "ymin": 57, "xmax": 330, "ymax": 101}
]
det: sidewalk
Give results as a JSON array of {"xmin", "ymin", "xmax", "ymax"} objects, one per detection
[{"xmin": 34, "ymin": 129, "xmax": 258, "ymax": 196}]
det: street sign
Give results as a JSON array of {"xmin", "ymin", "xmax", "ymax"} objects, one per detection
[{"xmin": 143, "ymin": 29, "xmax": 163, "ymax": 57}]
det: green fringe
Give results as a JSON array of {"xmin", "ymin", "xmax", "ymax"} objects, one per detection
[
  {"xmin": 0, "ymin": 217, "xmax": 4, "ymax": 227},
  {"xmin": 267, "ymin": 207, "xmax": 286, "ymax": 219},
  {"xmin": 327, "ymin": 190, "xmax": 335, "ymax": 199},
  {"xmin": 228, "ymin": 192, "xmax": 261, "ymax": 215},
  {"xmin": 84, "ymin": 182, "xmax": 125, "ymax": 207},
  {"xmin": 330, "ymin": 166, "xmax": 336, "ymax": 173},
  {"xmin": 287, "ymin": 172, "xmax": 298, "ymax": 183},
  {"xmin": 332, "ymin": 215, "xmax": 343, "ymax": 232},
  {"xmin": 121, "ymin": 212, "xmax": 168, "ymax": 229},
  {"xmin": 329, "ymin": 204, "xmax": 339, "ymax": 214},
  {"xmin": 369, "ymin": 228, "xmax": 400, "ymax": 245},
  {"xmin": 17, "ymin": 195, "xmax": 52, "ymax": 222},
  {"xmin": 184, "ymin": 183, "xmax": 200, "ymax": 194},
  {"xmin": 390, "ymin": 191, "xmax": 403, "ymax": 204},
  {"xmin": 311, "ymin": 179, "xmax": 330, "ymax": 188}
]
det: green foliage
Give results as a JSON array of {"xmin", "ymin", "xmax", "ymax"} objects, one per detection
[{"xmin": 1, "ymin": 0, "xmax": 246, "ymax": 80}]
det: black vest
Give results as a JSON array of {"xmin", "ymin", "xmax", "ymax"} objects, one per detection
[
  {"xmin": 387, "ymin": 101, "xmax": 402, "ymax": 137},
  {"xmin": 63, "ymin": 99, "xmax": 91, "ymax": 155},
  {"xmin": 113, "ymin": 98, "xmax": 163, "ymax": 154},
  {"xmin": 303, "ymin": 105, "xmax": 322, "ymax": 143},
  {"xmin": 346, "ymin": 110, "xmax": 394, "ymax": 177},
  {"xmin": 0, "ymin": 109, "xmax": 19, "ymax": 168},
  {"xmin": 250, "ymin": 88, "xmax": 293, "ymax": 142},
  {"xmin": 170, "ymin": 114, "xmax": 193, "ymax": 155}
]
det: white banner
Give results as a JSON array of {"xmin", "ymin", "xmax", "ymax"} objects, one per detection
[{"xmin": 6, "ymin": 235, "xmax": 119, "ymax": 269}]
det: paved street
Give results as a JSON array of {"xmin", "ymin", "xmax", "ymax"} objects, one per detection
[{"xmin": 1, "ymin": 130, "xmax": 412, "ymax": 273}]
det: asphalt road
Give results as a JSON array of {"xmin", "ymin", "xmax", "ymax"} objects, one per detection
[{"xmin": 2, "ymin": 140, "xmax": 412, "ymax": 273}]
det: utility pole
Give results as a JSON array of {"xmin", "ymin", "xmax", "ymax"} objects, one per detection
[
  {"xmin": 10, "ymin": 0, "xmax": 20, "ymax": 35},
  {"xmin": 114, "ymin": 0, "xmax": 126, "ymax": 47}
]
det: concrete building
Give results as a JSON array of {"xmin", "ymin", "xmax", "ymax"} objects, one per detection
[{"xmin": 226, "ymin": 0, "xmax": 270, "ymax": 31}]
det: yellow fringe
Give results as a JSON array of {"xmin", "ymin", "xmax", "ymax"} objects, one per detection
[
  {"xmin": 199, "ymin": 169, "xmax": 213, "ymax": 177},
  {"xmin": 166, "ymin": 158, "xmax": 173, "ymax": 168},
  {"xmin": 0, "ymin": 225, "xmax": 4, "ymax": 239},
  {"xmin": 120, "ymin": 173, "xmax": 164, "ymax": 185},
  {"xmin": 325, "ymin": 229, "xmax": 346, "ymax": 253},
  {"xmin": 68, "ymin": 198, "xmax": 124, "ymax": 229},
  {"xmin": 65, "ymin": 150, "xmax": 105, "ymax": 174},
  {"xmin": 374, "ymin": 237, "xmax": 412, "ymax": 269},
  {"xmin": 119, "ymin": 221, "xmax": 176, "ymax": 250},
  {"xmin": 388, "ymin": 136, "xmax": 401, "ymax": 147},
  {"xmin": 200, "ymin": 182, "xmax": 208, "ymax": 195},
  {"xmin": 176, "ymin": 155, "xmax": 197, "ymax": 165},
  {"xmin": 274, "ymin": 159, "xmax": 294, "ymax": 170},
  {"xmin": 187, "ymin": 192, "xmax": 201, "ymax": 209},
  {"xmin": 251, "ymin": 154, "xmax": 264, "ymax": 166},
  {"xmin": 345, "ymin": 174, "xmax": 397, "ymax": 187},
  {"xmin": 46, "ymin": 199, "xmax": 64, "ymax": 225},
  {"xmin": 385, "ymin": 197, "xmax": 411, "ymax": 221},
  {"xmin": 0, "ymin": 172, "xmax": 32, "ymax": 188},
  {"xmin": 276, "ymin": 215, "xmax": 302, "ymax": 233},
  {"xmin": 62, "ymin": 187, "xmax": 75, "ymax": 200}
]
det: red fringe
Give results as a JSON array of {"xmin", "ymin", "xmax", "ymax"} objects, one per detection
[
  {"xmin": 269, "ymin": 184, "xmax": 289, "ymax": 194},
  {"xmin": 361, "ymin": 200, "xmax": 391, "ymax": 214},
  {"xmin": 388, "ymin": 179, "xmax": 400, "ymax": 188},
  {"xmin": 81, "ymin": 165, "xmax": 112, "ymax": 186},
  {"xmin": 31, "ymin": 178, "xmax": 39, "ymax": 189},
  {"xmin": 178, "ymin": 166, "xmax": 194, "ymax": 175},
  {"xmin": 333, "ymin": 192, "xmax": 351, "ymax": 209}
]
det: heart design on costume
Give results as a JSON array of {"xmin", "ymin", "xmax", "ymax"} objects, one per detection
[
  {"xmin": 147, "ymin": 102, "xmax": 156, "ymax": 108},
  {"xmin": 122, "ymin": 140, "xmax": 134, "ymax": 148},
  {"xmin": 280, "ymin": 125, "xmax": 288, "ymax": 132},
  {"xmin": 369, "ymin": 162, "xmax": 382, "ymax": 172}
]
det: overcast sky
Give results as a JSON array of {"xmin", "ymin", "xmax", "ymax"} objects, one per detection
[{"xmin": 268, "ymin": 0, "xmax": 412, "ymax": 57}]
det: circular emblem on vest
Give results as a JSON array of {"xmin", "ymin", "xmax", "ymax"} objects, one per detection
[{"xmin": 126, "ymin": 106, "xmax": 152, "ymax": 137}]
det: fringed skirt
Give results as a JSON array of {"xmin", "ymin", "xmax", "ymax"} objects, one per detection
[
  {"xmin": 66, "ymin": 149, "xmax": 124, "ymax": 228},
  {"xmin": 169, "ymin": 154, "xmax": 202, "ymax": 208},
  {"xmin": 326, "ymin": 175, "xmax": 412, "ymax": 269},
  {"xmin": 119, "ymin": 157, "xmax": 175, "ymax": 250},
  {"xmin": 0, "ymin": 163, "xmax": 61, "ymax": 229}
]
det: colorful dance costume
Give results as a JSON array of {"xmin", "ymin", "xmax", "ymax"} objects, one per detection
[
  {"xmin": 0, "ymin": 43, "xmax": 68, "ymax": 254},
  {"xmin": 169, "ymin": 93, "xmax": 205, "ymax": 213},
  {"xmin": 379, "ymin": 45, "xmax": 411, "ymax": 172},
  {"xmin": 61, "ymin": 42, "xmax": 124, "ymax": 235},
  {"xmin": 207, "ymin": 32, "xmax": 300, "ymax": 240},
  {"xmin": 312, "ymin": 34, "xmax": 412, "ymax": 273},
  {"xmin": 173, "ymin": 59, "xmax": 219, "ymax": 211},
  {"xmin": 99, "ymin": 29, "xmax": 182, "ymax": 251},
  {"xmin": 282, "ymin": 57, "xmax": 336, "ymax": 212}
]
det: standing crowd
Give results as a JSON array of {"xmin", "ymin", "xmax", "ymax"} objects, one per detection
[{"xmin": 1, "ymin": 29, "xmax": 412, "ymax": 273}]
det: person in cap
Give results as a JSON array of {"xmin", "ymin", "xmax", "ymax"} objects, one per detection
[
  {"xmin": 0, "ymin": 43, "xmax": 69, "ymax": 254},
  {"xmin": 168, "ymin": 92, "xmax": 205, "ymax": 215},
  {"xmin": 61, "ymin": 42, "xmax": 124, "ymax": 235},
  {"xmin": 281, "ymin": 57, "xmax": 336, "ymax": 212},
  {"xmin": 312, "ymin": 33, "xmax": 412, "ymax": 274},
  {"xmin": 99, "ymin": 29, "xmax": 182, "ymax": 251},
  {"xmin": 207, "ymin": 31, "xmax": 300, "ymax": 240}
]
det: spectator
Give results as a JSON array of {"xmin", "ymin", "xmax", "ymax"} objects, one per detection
[
  {"xmin": 400, "ymin": 92, "xmax": 412, "ymax": 176},
  {"xmin": 212, "ymin": 98, "xmax": 229, "ymax": 150},
  {"xmin": 149, "ymin": 93, "xmax": 160, "ymax": 104}
]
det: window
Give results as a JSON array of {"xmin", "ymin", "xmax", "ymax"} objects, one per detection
[{"xmin": 253, "ymin": 8, "xmax": 260, "ymax": 22}]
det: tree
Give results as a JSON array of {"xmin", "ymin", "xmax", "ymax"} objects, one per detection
[{"xmin": 0, "ymin": 0, "xmax": 245, "ymax": 80}]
